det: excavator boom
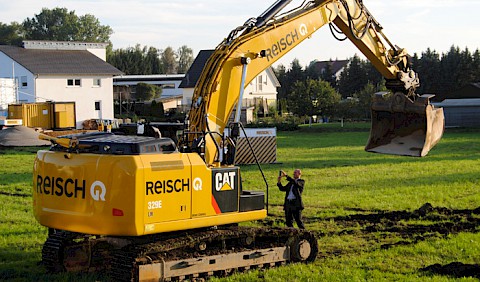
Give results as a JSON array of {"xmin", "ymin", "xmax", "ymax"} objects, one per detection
[{"xmin": 185, "ymin": 0, "xmax": 444, "ymax": 162}]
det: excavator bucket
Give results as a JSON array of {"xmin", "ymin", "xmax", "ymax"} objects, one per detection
[{"xmin": 365, "ymin": 92, "xmax": 444, "ymax": 157}]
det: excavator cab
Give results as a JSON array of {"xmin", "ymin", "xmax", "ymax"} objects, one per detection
[{"xmin": 365, "ymin": 92, "xmax": 445, "ymax": 157}]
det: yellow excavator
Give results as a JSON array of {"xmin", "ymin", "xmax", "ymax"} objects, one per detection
[{"xmin": 33, "ymin": 0, "xmax": 444, "ymax": 280}]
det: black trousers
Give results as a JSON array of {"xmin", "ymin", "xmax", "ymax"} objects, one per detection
[{"xmin": 285, "ymin": 203, "xmax": 305, "ymax": 229}]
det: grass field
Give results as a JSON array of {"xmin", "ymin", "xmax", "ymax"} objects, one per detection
[{"xmin": 1, "ymin": 122, "xmax": 479, "ymax": 281}]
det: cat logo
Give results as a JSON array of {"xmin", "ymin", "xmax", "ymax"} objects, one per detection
[{"xmin": 214, "ymin": 171, "xmax": 236, "ymax": 192}]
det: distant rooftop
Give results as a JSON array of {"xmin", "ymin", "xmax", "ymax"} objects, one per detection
[
  {"xmin": 0, "ymin": 44, "xmax": 121, "ymax": 75},
  {"xmin": 311, "ymin": 59, "xmax": 349, "ymax": 74},
  {"xmin": 179, "ymin": 49, "xmax": 280, "ymax": 88},
  {"xmin": 433, "ymin": 98, "xmax": 480, "ymax": 107},
  {"xmin": 114, "ymin": 74, "xmax": 185, "ymax": 82},
  {"xmin": 179, "ymin": 50, "xmax": 214, "ymax": 88}
]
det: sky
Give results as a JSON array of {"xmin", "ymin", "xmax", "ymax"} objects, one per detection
[{"xmin": 1, "ymin": 0, "xmax": 479, "ymax": 68}]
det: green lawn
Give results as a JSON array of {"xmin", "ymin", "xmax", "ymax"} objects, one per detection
[{"xmin": 1, "ymin": 123, "xmax": 479, "ymax": 281}]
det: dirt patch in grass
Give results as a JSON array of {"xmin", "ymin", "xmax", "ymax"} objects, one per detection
[
  {"xmin": 263, "ymin": 203, "xmax": 480, "ymax": 261},
  {"xmin": 421, "ymin": 262, "xmax": 480, "ymax": 279}
]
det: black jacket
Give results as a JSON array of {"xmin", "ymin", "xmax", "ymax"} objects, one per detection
[{"xmin": 277, "ymin": 176, "xmax": 304, "ymax": 210}]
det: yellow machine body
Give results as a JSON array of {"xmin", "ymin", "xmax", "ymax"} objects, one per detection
[{"xmin": 33, "ymin": 149, "xmax": 266, "ymax": 236}]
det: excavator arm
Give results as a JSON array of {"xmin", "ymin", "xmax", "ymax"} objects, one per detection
[{"xmin": 184, "ymin": 0, "xmax": 444, "ymax": 164}]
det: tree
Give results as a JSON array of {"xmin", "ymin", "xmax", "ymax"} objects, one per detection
[
  {"xmin": 288, "ymin": 80, "xmax": 313, "ymax": 116},
  {"xmin": 274, "ymin": 64, "xmax": 288, "ymax": 114},
  {"xmin": 145, "ymin": 46, "xmax": 163, "ymax": 74},
  {"xmin": 288, "ymin": 79, "xmax": 340, "ymax": 117},
  {"xmin": 457, "ymin": 47, "xmax": 476, "ymax": 87},
  {"xmin": 161, "ymin": 46, "xmax": 178, "ymax": 74},
  {"xmin": 77, "ymin": 14, "xmax": 113, "ymax": 43},
  {"xmin": 314, "ymin": 79, "xmax": 341, "ymax": 117},
  {"xmin": 320, "ymin": 61, "xmax": 339, "ymax": 88},
  {"xmin": 177, "ymin": 45, "xmax": 194, "ymax": 74},
  {"xmin": 108, "ymin": 45, "xmax": 163, "ymax": 75},
  {"xmin": 473, "ymin": 50, "xmax": 480, "ymax": 83},
  {"xmin": 22, "ymin": 8, "xmax": 112, "ymax": 43},
  {"xmin": 278, "ymin": 59, "xmax": 305, "ymax": 111},
  {"xmin": 150, "ymin": 100, "xmax": 164, "ymax": 118},
  {"xmin": 288, "ymin": 59, "xmax": 304, "ymax": 83},
  {"xmin": 336, "ymin": 98, "xmax": 360, "ymax": 120},
  {"xmin": 305, "ymin": 60, "xmax": 321, "ymax": 80},
  {"xmin": 362, "ymin": 61, "xmax": 383, "ymax": 86},
  {"xmin": 274, "ymin": 64, "xmax": 287, "ymax": 99},
  {"xmin": 337, "ymin": 55, "xmax": 367, "ymax": 98},
  {"xmin": 354, "ymin": 82, "xmax": 386, "ymax": 119},
  {"xmin": 439, "ymin": 45, "xmax": 462, "ymax": 94},
  {"xmin": 0, "ymin": 22, "xmax": 23, "ymax": 45},
  {"xmin": 412, "ymin": 48, "xmax": 441, "ymax": 94},
  {"xmin": 134, "ymin": 83, "xmax": 162, "ymax": 101}
]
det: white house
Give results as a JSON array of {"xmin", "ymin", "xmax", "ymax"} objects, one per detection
[
  {"xmin": 0, "ymin": 78, "xmax": 15, "ymax": 116},
  {"xmin": 244, "ymin": 66, "xmax": 280, "ymax": 110},
  {"xmin": 0, "ymin": 40, "xmax": 122, "ymax": 129},
  {"xmin": 179, "ymin": 50, "xmax": 280, "ymax": 123}
]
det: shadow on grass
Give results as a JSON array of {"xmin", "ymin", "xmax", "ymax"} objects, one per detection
[
  {"xmin": 0, "ymin": 190, "xmax": 30, "ymax": 197},
  {"xmin": 0, "ymin": 146, "xmax": 46, "ymax": 155},
  {"xmin": 0, "ymin": 248, "xmax": 105, "ymax": 282},
  {"xmin": 421, "ymin": 262, "xmax": 480, "ymax": 279},
  {"xmin": 290, "ymin": 143, "xmax": 480, "ymax": 169},
  {"xmin": 0, "ymin": 172, "xmax": 34, "ymax": 188},
  {"xmin": 0, "ymin": 248, "xmax": 44, "ymax": 281}
]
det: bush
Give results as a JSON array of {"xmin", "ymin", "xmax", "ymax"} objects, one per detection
[{"xmin": 245, "ymin": 115, "xmax": 305, "ymax": 131}]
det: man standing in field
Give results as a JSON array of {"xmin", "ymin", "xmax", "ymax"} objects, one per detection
[{"xmin": 277, "ymin": 169, "xmax": 305, "ymax": 229}]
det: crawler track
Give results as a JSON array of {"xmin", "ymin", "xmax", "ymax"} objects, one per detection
[
  {"xmin": 42, "ymin": 226, "xmax": 318, "ymax": 281},
  {"xmin": 111, "ymin": 226, "xmax": 318, "ymax": 281}
]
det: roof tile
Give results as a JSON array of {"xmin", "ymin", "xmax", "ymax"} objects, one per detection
[{"xmin": 0, "ymin": 45, "xmax": 122, "ymax": 75}]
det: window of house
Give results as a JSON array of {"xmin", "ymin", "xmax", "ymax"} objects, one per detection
[
  {"xmin": 257, "ymin": 75, "xmax": 263, "ymax": 91},
  {"xmin": 21, "ymin": 76, "xmax": 27, "ymax": 88},
  {"xmin": 67, "ymin": 79, "xmax": 81, "ymax": 87},
  {"xmin": 93, "ymin": 78, "xmax": 101, "ymax": 87},
  {"xmin": 95, "ymin": 101, "xmax": 101, "ymax": 111}
]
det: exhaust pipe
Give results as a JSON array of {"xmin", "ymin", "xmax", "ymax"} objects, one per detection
[{"xmin": 365, "ymin": 92, "xmax": 444, "ymax": 157}]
